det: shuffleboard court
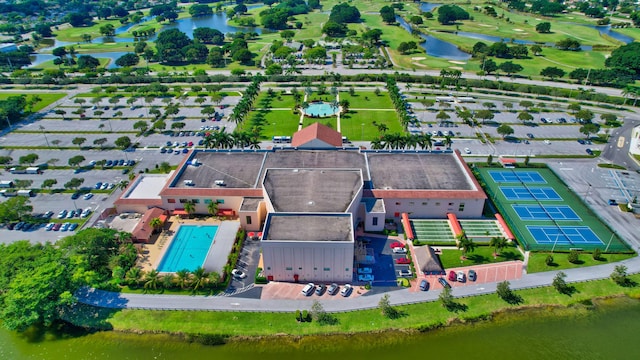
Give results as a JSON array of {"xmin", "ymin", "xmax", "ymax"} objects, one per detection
[
  {"xmin": 489, "ymin": 171, "xmax": 546, "ymax": 184},
  {"xmin": 500, "ymin": 187, "xmax": 562, "ymax": 201},
  {"xmin": 513, "ymin": 205, "xmax": 580, "ymax": 221},
  {"xmin": 527, "ymin": 226, "xmax": 603, "ymax": 246}
]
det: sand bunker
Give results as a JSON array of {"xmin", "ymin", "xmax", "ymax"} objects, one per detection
[
  {"xmin": 449, "ymin": 66, "xmax": 463, "ymax": 70},
  {"xmin": 449, "ymin": 60, "xmax": 466, "ymax": 65},
  {"xmin": 411, "ymin": 57, "xmax": 426, "ymax": 60},
  {"xmin": 513, "ymin": 28, "xmax": 524, "ymax": 32}
]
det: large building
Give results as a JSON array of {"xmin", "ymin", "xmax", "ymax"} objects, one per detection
[{"xmin": 115, "ymin": 124, "xmax": 487, "ymax": 282}]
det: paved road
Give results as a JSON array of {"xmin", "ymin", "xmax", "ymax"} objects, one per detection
[
  {"xmin": 601, "ymin": 117, "xmax": 640, "ymax": 171},
  {"xmin": 76, "ymin": 254, "xmax": 640, "ymax": 312}
]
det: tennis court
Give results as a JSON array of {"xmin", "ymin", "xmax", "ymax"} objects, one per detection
[
  {"xmin": 458, "ymin": 220, "xmax": 505, "ymax": 243},
  {"xmin": 476, "ymin": 167, "xmax": 631, "ymax": 252},
  {"xmin": 489, "ymin": 170, "xmax": 546, "ymax": 184},
  {"xmin": 513, "ymin": 205, "xmax": 580, "ymax": 221},
  {"xmin": 526, "ymin": 226, "xmax": 603, "ymax": 246},
  {"xmin": 410, "ymin": 220, "xmax": 456, "ymax": 245},
  {"xmin": 500, "ymin": 187, "xmax": 562, "ymax": 201}
]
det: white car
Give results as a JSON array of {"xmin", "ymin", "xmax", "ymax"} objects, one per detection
[
  {"xmin": 398, "ymin": 269, "xmax": 412, "ymax": 277},
  {"xmin": 392, "ymin": 247, "xmax": 407, "ymax": 254},
  {"xmin": 340, "ymin": 284, "xmax": 353, "ymax": 297},
  {"xmin": 464, "ymin": 148, "xmax": 471, "ymax": 154},
  {"xmin": 81, "ymin": 208, "xmax": 92, "ymax": 218},
  {"xmin": 301, "ymin": 282, "xmax": 315, "ymax": 296},
  {"xmin": 57, "ymin": 210, "xmax": 67, "ymax": 219},
  {"xmin": 544, "ymin": 139, "xmax": 551, "ymax": 145},
  {"xmin": 231, "ymin": 269, "xmax": 247, "ymax": 279}
]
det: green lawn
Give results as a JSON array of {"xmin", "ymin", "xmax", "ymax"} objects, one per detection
[
  {"xmin": 53, "ymin": 18, "xmax": 126, "ymax": 42},
  {"xmin": 340, "ymin": 110, "xmax": 403, "ymax": 140},
  {"xmin": 242, "ymin": 110, "xmax": 301, "ymax": 139},
  {"xmin": 31, "ymin": 58, "xmax": 111, "ymax": 71},
  {"xmin": 255, "ymin": 92, "xmax": 297, "ymax": 109},
  {"xmin": 438, "ymin": 245, "xmax": 523, "ymax": 269},
  {"xmin": 339, "ymin": 91, "xmax": 393, "ymax": 109},
  {"xmin": 70, "ymin": 273, "xmax": 640, "ymax": 336},
  {"xmin": 0, "ymin": 93, "xmax": 66, "ymax": 112},
  {"xmin": 527, "ymin": 252, "xmax": 637, "ymax": 273}
]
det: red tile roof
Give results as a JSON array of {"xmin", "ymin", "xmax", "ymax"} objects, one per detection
[
  {"xmin": 291, "ymin": 122, "xmax": 343, "ymax": 147},
  {"xmin": 131, "ymin": 207, "xmax": 168, "ymax": 243}
]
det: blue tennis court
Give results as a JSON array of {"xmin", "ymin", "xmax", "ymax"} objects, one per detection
[
  {"xmin": 489, "ymin": 171, "xmax": 547, "ymax": 184},
  {"xmin": 513, "ymin": 205, "xmax": 580, "ymax": 221},
  {"xmin": 527, "ymin": 226, "xmax": 603, "ymax": 245},
  {"xmin": 500, "ymin": 187, "xmax": 562, "ymax": 201}
]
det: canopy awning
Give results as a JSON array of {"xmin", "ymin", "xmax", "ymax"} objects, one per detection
[{"xmin": 172, "ymin": 209, "xmax": 188, "ymax": 215}]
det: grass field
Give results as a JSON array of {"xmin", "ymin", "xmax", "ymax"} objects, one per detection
[
  {"xmin": 31, "ymin": 58, "xmax": 111, "ymax": 71},
  {"xmin": 0, "ymin": 92, "xmax": 66, "ymax": 112},
  {"xmin": 438, "ymin": 245, "xmax": 524, "ymax": 269},
  {"xmin": 69, "ymin": 273, "xmax": 640, "ymax": 337},
  {"xmin": 527, "ymin": 251, "xmax": 637, "ymax": 273}
]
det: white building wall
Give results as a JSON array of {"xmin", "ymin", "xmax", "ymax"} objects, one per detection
[
  {"xmin": 383, "ymin": 197, "xmax": 484, "ymax": 219},
  {"xmin": 115, "ymin": 204, "xmax": 154, "ymax": 214},
  {"xmin": 364, "ymin": 211, "xmax": 385, "ymax": 232},
  {"xmin": 262, "ymin": 241, "xmax": 354, "ymax": 283}
]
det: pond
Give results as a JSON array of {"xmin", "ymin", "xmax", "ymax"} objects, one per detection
[
  {"xmin": 29, "ymin": 52, "xmax": 130, "ymax": 69},
  {"xmin": 396, "ymin": 16, "xmax": 471, "ymax": 61},
  {"xmin": 1, "ymin": 297, "xmax": 640, "ymax": 359},
  {"xmin": 420, "ymin": 3, "xmax": 442, "ymax": 13},
  {"xmin": 303, "ymin": 102, "xmax": 340, "ymax": 117}
]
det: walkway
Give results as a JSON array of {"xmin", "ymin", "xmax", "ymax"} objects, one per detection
[{"xmin": 76, "ymin": 255, "xmax": 640, "ymax": 312}]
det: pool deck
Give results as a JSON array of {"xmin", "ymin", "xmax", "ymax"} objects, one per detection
[{"xmin": 136, "ymin": 216, "xmax": 226, "ymax": 273}]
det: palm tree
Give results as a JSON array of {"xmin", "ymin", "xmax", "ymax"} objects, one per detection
[
  {"xmin": 208, "ymin": 271, "xmax": 221, "ymax": 289},
  {"xmin": 117, "ymin": 180, "xmax": 129, "ymax": 190},
  {"xmin": 191, "ymin": 266, "xmax": 209, "ymax": 292},
  {"xmin": 143, "ymin": 269, "xmax": 160, "ymax": 291},
  {"xmin": 125, "ymin": 267, "xmax": 142, "ymax": 287},
  {"xmin": 176, "ymin": 269, "xmax": 191, "ymax": 289},
  {"xmin": 161, "ymin": 273, "xmax": 175, "ymax": 289},
  {"xmin": 149, "ymin": 217, "xmax": 164, "ymax": 233},
  {"xmin": 183, "ymin": 201, "xmax": 196, "ymax": 218},
  {"xmin": 489, "ymin": 236, "xmax": 508, "ymax": 257},
  {"xmin": 207, "ymin": 201, "xmax": 218, "ymax": 217},
  {"xmin": 443, "ymin": 135, "xmax": 453, "ymax": 149},
  {"xmin": 456, "ymin": 233, "xmax": 476, "ymax": 259}
]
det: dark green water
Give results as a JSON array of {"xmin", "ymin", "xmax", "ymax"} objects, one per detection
[{"xmin": 2, "ymin": 298, "xmax": 640, "ymax": 360}]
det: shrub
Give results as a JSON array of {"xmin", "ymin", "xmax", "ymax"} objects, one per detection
[
  {"xmin": 545, "ymin": 254, "xmax": 554, "ymax": 266},
  {"xmin": 568, "ymin": 250, "xmax": 579, "ymax": 264},
  {"xmin": 295, "ymin": 310, "xmax": 301, "ymax": 322},
  {"xmin": 302, "ymin": 310, "xmax": 310, "ymax": 322},
  {"xmin": 592, "ymin": 248, "xmax": 602, "ymax": 260}
]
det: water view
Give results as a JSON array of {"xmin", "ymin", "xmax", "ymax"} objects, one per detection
[
  {"xmin": 1, "ymin": 297, "xmax": 639, "ymax": 359},
  {"xmin": 395, "ymin": 16, "xmax": 471, "ymax": 60}
]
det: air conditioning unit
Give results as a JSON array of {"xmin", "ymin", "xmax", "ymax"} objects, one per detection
[
  {"xmin": 214, "ymin": 180, "xmax": 225, "ymax": 186},
  {"xmin": 192, "ymin": 159, "xmax": 199, "ymax": 166},
  {"xmin": 184, "ymin": 180, "xmax": 194, "ymax": 186}
]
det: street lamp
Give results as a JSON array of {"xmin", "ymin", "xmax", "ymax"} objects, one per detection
[{"xmin": 39, "ymin": 125, "xmax": 50, "ymax": 148}]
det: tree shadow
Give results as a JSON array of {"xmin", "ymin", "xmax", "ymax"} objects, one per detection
[
  {"xmin": 504, "ymin": 293, "xmax": 524, "ymax": 305},
  {"xmin": 445, "ymin": 302, "xmax": 468, "ymax": 313}
]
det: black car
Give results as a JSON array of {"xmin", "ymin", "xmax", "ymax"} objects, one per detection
[
  {"xmin": 586, "ymin": 148, "xmax": 594, "ymax": 155},
  {"xmin": 327, "ymin": 283, "xmax": 339, "ymax": 295},
  {"xmin": 71, "ymin": 192, "xmax": 81, "ymax": 199},
  {"xmin": 315, "ymin": 284, "xmax": 326, "ymax": 295},
  {"xmin": 437, "ymin": 277, "xmax": 451, "ymax": 289}
]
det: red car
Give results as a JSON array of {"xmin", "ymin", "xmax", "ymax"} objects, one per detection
[
  {"xmin": 448, "ymin": 270, "xmax": 457, "ymax": 282},
  {"xmin": 52, "ymin": 223, "xmax": 62, "ymax": 231},
  {"xmin": 395, "ymin": 257, "xmax": 411, "ymax": 265},
  {"xmin": 187, "ymin": 141, "xmax": 193, "ymax": 147},
  {"xmin": 390, "ymin": 241, "xmax": 404, "ymax": 249}
]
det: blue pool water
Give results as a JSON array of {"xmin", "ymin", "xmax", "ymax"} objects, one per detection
[
  {"xmin": 157, "ymin": 225, "xmax": 218, "ymax": 272},
  {"xmin": 304, "ymin": 102, "xmax": 339, "ymax": 117}
]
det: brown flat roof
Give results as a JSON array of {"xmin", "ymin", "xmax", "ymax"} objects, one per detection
[{"xmin": 265, "ymin": 214, "xmax": 353, "ymax": 242}]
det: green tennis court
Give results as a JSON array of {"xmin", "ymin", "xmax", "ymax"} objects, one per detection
[
  {"xmin": 459, "ymin": 220, "xmax": 504, "ymax": 244},
  {"xmin": 477, "ymin": 167, "xmax": 631, "ymax": 252},
  {"xmin": 410, "ymin": 220, "xmax": 456, "ymax": 245}
]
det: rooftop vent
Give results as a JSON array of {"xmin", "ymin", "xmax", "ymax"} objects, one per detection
[{"xmin": 214, "ymin": 180, "xmax": 226, "ymax": 186}]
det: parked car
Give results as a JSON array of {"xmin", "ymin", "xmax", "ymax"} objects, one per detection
[
  {"xmin": 52, "ymin": 223, "xmax": 62, "ymax": 231},
  {"xmin": 448, "ymin": 270, "xmax": 457, "ymax": 282},
  {"xmin": 315, "ymin": 284, "xmax": 326, "ymax": 295},
  {"xmin": 231, "ymin": 269, "xmax": 247, "ymax": 279},
  {"xmin": 340, "ymin": 284, "xmax": 353, "ymax": 297},
  {"xmin": 60, "ymin": 222, "xmax": 70, "ymax": 231},
  {"xmin": 101, "ymin": 183, "xmax": 109, "ymax": 190},
  {"xmin": 357, "ymin": 267, "xmax": 372, "ymax": 274},
  {"xmin": 577, "ymin": 139, "xmax": 586, "ymax": 144},
  {"xmin": 398, "ymin": 269, "xmax": 412, "ymax": 277},
  {"xmin": 464, "ymin": 148, "xmax": 471, "ymax": 154},
  {"xmin": 468, "ymin": 269, "xmax": 477, "ymax": 282},
  {"xmin": 358, "ymin": 274, "xmax": 374, "ymax": 282},
  {"xmin": 544, "ymin": 139, "xmax": 551, "ymax": 145},
  {"xmin": 45, "ymin": 223, "xmax": 55, "ymax": 231},
  {"xmin": 14, "ymin": 221, "xmax": 25, "ymax": 230},
  {"xmin": 586, "ymin": 148, "xmax": 594, "ymax": 155},
  {"xmin": 94, "ymin": 182, "xmax": 103, "ymax": 189},
  {"xmin": 392, "ymin": 247, "xmax": 407, "ymax": 254},
  {"xmin": 526, "ymin": 133, "xmax": 534, "ymax": 139},
  {"xmin": 44, "ymin": 211, "xmax": 54, "ymax": 218},
  {"xmin": 71, "ymin": 192, "xmax": 81, "ymax": 199},
  {"xmin": 457, "ymin": 271, "xmax": 466, "ymax": 283},
  {"xmin": 438, "ymin": 277, "xmax": 451, "ymax": 288},
  {"xmin": 389, "ymin": 241, "xmax": 404, "ymax": 248},
  {"xmin": 419, "ymin": 279, "xmax": 430, "ymax": 291},
  {"xmin": 69, "ymin": 223, "xmax": 78, "ymax": 231},
  {"xmin": 81, "ymin": 208, "xmax": 92, "ymax": 218},
  {"xmin": 327, "ymin": 283, "xmax": 339, "ymax": 295},
  {"xmin": 22, "ymin": 223, "xmax": 33, "ymax": 231},
  {"xmin": 608, "ymin": 199, "xmax": 617, "ymax": 205},
  {"xmin": 66, "ymin": 210, "xmax": 75, "ymax": 219},
  {"xmin": 395, "ymin": 257, "xmax": 411, "ymax": 264},
  {"xmin": 301, "ymin": 283, "xmax": 315, "ymax": 296},
  {"xmin": 57, "ymin": 210, "xmax": 67, "ymax": 219},
  {"xmin": 83, "ymin": 193, "xmax": 93, "ymax": 200}
]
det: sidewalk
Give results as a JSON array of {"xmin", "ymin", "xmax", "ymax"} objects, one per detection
[{"xmin": 76, "ymin": 254, "xmax": 640, "ymax": 312}]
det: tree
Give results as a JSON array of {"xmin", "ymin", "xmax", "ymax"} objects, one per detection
[
  {"xmin": 115, "ymin": 53, "xmax": 140, "ymax": 67},
  {"xmin": 576, "ymin": 109, "xmax": 595, "ymax": 124},
  {"xmin": 193, "ymin": 28, "xmax": 224, "ymax": 45},
  {"xmin": 457, "ymin": 234, "xmax": 476, "ymax": 258},
  {"xmin": 156, "ymin": 28, "xmax": 192, "ymax": 63},
  {"xmin": 567, "ymin": 250, "xmax": 580, "ymax": 264},
  {"xmin": 93, "ymin": 137, "xmax": 108, "ymax": 149},
  {"xmin": 72, "ymin": 137, "xmax": 86, "ymax": 149},
  {"xmin": 439, "ymin": 285, "xmax": 455, "ymax": 310},
  {"xmin": 489, "ymin": 237, "xmax": 508, "ymax": 257},
  {"xmin": 183, "ymin": 201, "xmax": 196, "ymax": 218},
  {"xmin": 41, "ymin": 179, "xmax": 57, "ymax": 192},
  {"xmin": 159, "ymin": 162, "xmax": 172, "ymax": 173},
  {"xmin": 133, "ymin": 120, "xmax": 149, "ymax": 134},
  {"xmin": 0, "ymin": 156, "xmax": 12, "ymax": 165},
  {"xmin": 611, "ymin": 265, "xmax": 630, "ymax": 286},
  {"xmin": 592, "ymin": 248, "xmax": 602, "ymax": 261},
  {"xmin": 207, "ymin": 201, "xmax": 218, "ymax": 217},
  {"xmin": 311, "ymin": 300, "xmax": 337, "ymax": 325},
  {"xmin": 149, "ymin": 217, "xmax": 164, "ymax": 233},
  {"xmin": 437, "ymin": 4, "xmax": 470, "ymax": 25},
  {"xmin": 605, "ymin": 42, "xmax": 640, "ymax": 77},
  {"xmin": 580, "ymin": 123, "xmax": 600, "ymax": 139},
  {"xmin": 496, "ymin": 281, "xmax": 522, "ymax": 304},
  {"xmin": 497, "ymin": 124, "xmax": 515, "ymax": 139},
  {"xmin": 552, "ymin": 271, "xmax": 573, "ymax": 295},
  {"xmin": 531, "ymin": 45, "xmax": 543, "ymax": 56},
  {"xmin": 378, "ymin": 294, "xmax": 400, "ymax": 319},
  {"xmin": 517, "ymin": 111, "xmax": 534, "ymax": 124},
  {"xmin": 77, "ymin": 55, "xmax": 100, "ymax": 70},
  {"xmin": 64, "ymin": 177, "xmax": 84, "ymax": 190},
  {"xmin": 191, "ymin": 266, "xmax": 208, "ymax": 292},
  {"xmin": 380, "ymin": 6, "xmax": 396, "ymax": 24},
  {"xmin": 499, "ymin": 61, "xmax": 524, "ymax": 76},
  {"xmin": 475, "ymin": 109, "xmax": 494, "ymax": 124},
  {"xmin": 143, "ymin": 270, "xmax": 160, "ymax": 291},
  {"xmin": 556, "ymin": 38, "xmax": 581, "ymax": 51},
  {"xmin": 483, "ymin": 59, "xmax": 498, "ymax": 74},
  {"xmin": 536, "ymin": 22, "xmax": 551, "ymax": 33},
  {"xmin": 68, "ymin": 155, "xmax": 85, "ymax": 167},
  {"xmin": 540, "ymin": 67, "xmax": 565, "ymax": 80},
  {"xmin": 19, "ymin": 153, "xmax": 39, "ymax": 165},
  {"xmin": 115, "ymin": 136, "xmax": 132, "ymax": 150},
  {"xmin": 329, "ymin": 3, "xmax": 361, "ymax": 23},
  {"xmin": 175, "ymin": 269, "xmax": 191, "ymax": 289},
  {"xmin": 398, "ymin": 41, "xmax": 418, "ymax": 54}
]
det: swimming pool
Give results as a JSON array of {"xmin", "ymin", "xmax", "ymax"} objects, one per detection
[
  {"xmin": 303, "ymin": 102, "xmax": 340, "ymax": 117},
  {"xmin": 157, "ymin": 225, "xmax": 218, "ymax": 272}
]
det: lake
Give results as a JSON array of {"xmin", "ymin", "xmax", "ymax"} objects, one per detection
[
  {"xmin": 1, "ymin": 297, "xmax": 639, "ymax": 359},
  {"xmin": 395, "ymin": 16, "xmax": 471, "ymax": 60}
]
